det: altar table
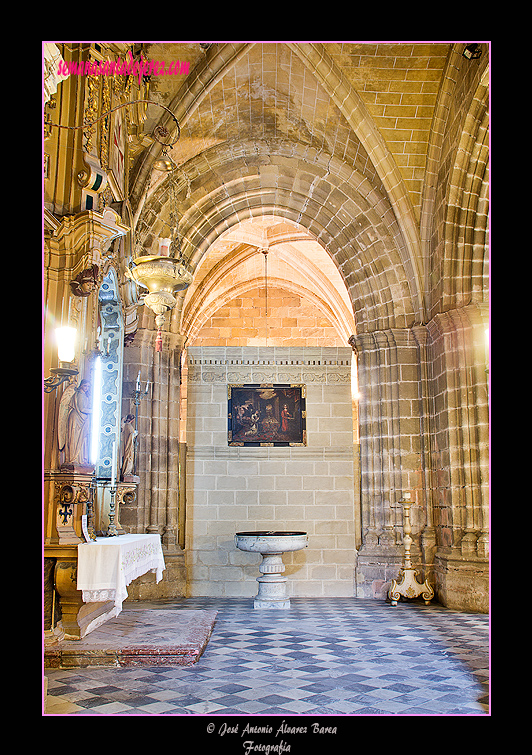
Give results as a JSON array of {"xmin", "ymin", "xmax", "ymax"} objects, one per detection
[{"xmin": 77, "ymin": 534, "xmax": 166, "ymax": 614}]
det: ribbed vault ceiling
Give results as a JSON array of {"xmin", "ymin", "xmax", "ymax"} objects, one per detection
[{"xmin": 129, "ymin": 42, "xmax": 487, "ymax": 336}]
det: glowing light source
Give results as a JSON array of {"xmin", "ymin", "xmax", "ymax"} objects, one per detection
[
  {"xmin": 90, "ymin": 355, "xmax": 103, "ymax": 464},
  {"xmin": 56, "ymin": 326, "xmax": 77, "ymax": 363},
  {"xmin": 351, "ymin": 357, "xmax": 360, "ymax": 401},
  {"xmin": 44, "ymin": 326, "xmax": 79, "ymax": 393}
]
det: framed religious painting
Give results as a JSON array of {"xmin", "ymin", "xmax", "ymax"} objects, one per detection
[{"xmin": 228, "ymin": 384, "xmax": 306, "ymax": 446}]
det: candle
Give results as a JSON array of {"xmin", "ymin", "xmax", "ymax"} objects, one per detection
[
  {"xmin": 136, "ymin": 370, "xmax": 141, "ymax": 392},
  {"xmin": 159, "ymin": 237, "xmax": 172, "ymax": 256},
  {"xmin": 403, "ymin": 492, "xmax": 411, "ymax": 500},
  {"xmin": 111, "ymin": 441, "xmax": 117, "ymax": 487}
]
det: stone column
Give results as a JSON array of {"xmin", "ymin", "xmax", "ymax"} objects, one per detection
[
  {"xmin": 161, "ymin": 337, "xmax": 184, "ymax": 552},
  {"xmin": 122, "ymin": 327, "xmax": 154, "ymax": 533},
  {"xmin": 122, "ymin": 325, "xmax": 187, "ymax": 599},
  {"xmin": 145, "ymin": 332, "xmax": 182, "ymax": 550},
  {"xmin": 412, "ymin": 325, "xmax": 437, "ymax": 576},
  {"xmin": 427, "ymin": 304, "xmax": 489, "ymax": 611},
  {"xmin": 351, "ymin": 328, "xmax": 426, "ymax": 599}
]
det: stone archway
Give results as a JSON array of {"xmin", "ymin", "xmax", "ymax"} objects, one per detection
[
  {"xmin": 125, "ymin": 42, "xmax": 489, "ymax": 609},
  {"xmin": 138, "ymin": 139, "xmax": 421, "ymax": 336},
  {"xmin": 134, "ymin": 136, "xmax": 428, "ymax": 601},
  {"xmin": 180, "ymin": 215, "xmax": 356, "ymax": 347},
  {"xmin": 130, "ymin": 42, "xmax": 425, "ymax": 324}
]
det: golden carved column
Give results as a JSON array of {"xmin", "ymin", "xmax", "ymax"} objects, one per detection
[
  {"xmin": 45, "ymin": 473, "xmax": 101, "ymax": 640},
  {"xmin": 54, "ymin": 560, "xmax": 84, "ymax": 639},
  {"xmin": 115, "ymin": 483, "xmax": 137, "ymax": 534}
]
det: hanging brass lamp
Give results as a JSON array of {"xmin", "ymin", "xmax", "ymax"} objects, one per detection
[
  {"xmin": 127, "ymin": 144, "xmax": 193, "ymax": 352},
  {"xmin": 126, "ymin": 246, "xmax": 192, "ymax": 352}
]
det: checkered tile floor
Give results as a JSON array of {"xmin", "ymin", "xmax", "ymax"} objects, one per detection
[{"xmin": 44, "ymin": 598, "xmax": 489, "ymax": 716}]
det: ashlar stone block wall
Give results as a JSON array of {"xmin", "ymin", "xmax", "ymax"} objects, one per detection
[{"xmin": 185, "ymin": 346, "xmax": 356, "ymax": 598}]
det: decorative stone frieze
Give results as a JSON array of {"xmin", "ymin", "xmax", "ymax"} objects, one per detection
[{"xmin": 187, "ymin": 346, "xmax": 352, "ymax": 386}]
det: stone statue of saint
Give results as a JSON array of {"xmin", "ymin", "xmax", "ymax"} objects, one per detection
[
  {"xmin": 120, "ymin": 414, "xmax": 138, "ymax": 480},
  {"xmin": 58, "ymin": 378, "xmax": 92, "ymax": 469}
]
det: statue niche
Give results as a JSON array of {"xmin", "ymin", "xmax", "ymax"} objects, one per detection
[
  {"xmin": 120, "ymin": 413, "xmax": 138, "ymax": 482},
  {"xmin": 58, "ymin": 377, "xmax": 94, "ymax": 474}
]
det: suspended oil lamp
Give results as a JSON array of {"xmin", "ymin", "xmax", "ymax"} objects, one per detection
[
  {"xmin": 126, "ymin": 246, "xmax": 192, "ymax": 351},
  {"xmin": 128, "ymin": 141, "xmax": 193, "ymax": 352}
]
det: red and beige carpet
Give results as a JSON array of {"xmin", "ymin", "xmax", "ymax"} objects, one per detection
[{"xmin": 45, "ymin": 608, "xmax": 218, "ymax": 668}]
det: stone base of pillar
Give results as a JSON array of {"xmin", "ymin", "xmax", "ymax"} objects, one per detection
[
  {"xmin": 254, "ymin": 598, "xmax": 291, "ymax": 609},
  {"xmin": 125, "ymin": 551, "xmax": 187, "ymax": 602},
  {"xmin": 354, "ymin": 546, "xmax": 405, "ymax": 600},
  {"xmin": 433, "ymin": 551, "xmax": 489, "ymax": 613}
]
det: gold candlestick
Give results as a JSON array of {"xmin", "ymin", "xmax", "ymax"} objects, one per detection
[
  {"xmin": 107, "ymin": 485, "xmax": 119, "ymax": 537},
  {"xmin": 389, "ymin": 494, "xmax": 434, "ymax": 606},
  {"xmin": 86, "ymin": 475, "xmax": 97, "ymax": 541}
]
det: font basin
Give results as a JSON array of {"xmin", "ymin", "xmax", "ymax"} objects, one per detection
[{"xmin": 235, "ymin": 531, "xmax": 308, "ymax": 554}]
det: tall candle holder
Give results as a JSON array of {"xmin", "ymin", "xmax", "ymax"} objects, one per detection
[
  {"xmin": 105, "ymin": 441, "xmax": 119, "ymax": 536},
  {"xmin": 389, "ymin": 493, "xmax": 434, "ymax": 606},
  {"xmin": 107, "ymin": 484, "xmax": 119, "ymax": 537},
  {"xmin": 132, "ymin": 372, "xmax": 150, "ymax": 477},
  {"xmin": 86, "ymin": 474, "xmax": 97, "ymax": 541}
]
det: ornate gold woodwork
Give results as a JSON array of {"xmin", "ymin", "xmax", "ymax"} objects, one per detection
[
  {"xmin": 46, "ymin": 473, "xmax": 94, "ymax": 546},
  {"xmin": 45, "ymin": 207, "xmax": 129, "ymax": 274},
  {"xmin": 52, "ymin": 559, "xmax": 115, "ymax": 641},
  {"xmin": 54, "ymin": 560, "xmax": 84, "ymax": 639},
  {"xmin": 115, "ymin": 484, "xmax": 137, "ymax": 534}
]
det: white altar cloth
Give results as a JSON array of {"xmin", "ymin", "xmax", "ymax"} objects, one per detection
[{"xmin": 77, "ymin": 534, "xmax": 166, "ymax": 614}]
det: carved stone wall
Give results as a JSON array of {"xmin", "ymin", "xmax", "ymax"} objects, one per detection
[
  {"xmin": 350, "ymin": 328, "xmax": 426, "ymax": 600},
  {"xmin": 427, "ymin": 304, "xmax": 489, "ymax": 612},
  {"xmin": 351, "ymin": 313, "xmax": 488, "ymax": 612}
]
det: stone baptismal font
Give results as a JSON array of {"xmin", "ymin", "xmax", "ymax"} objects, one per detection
[{"xmin": 235, "ymin": 531, "xmax": 308, "ymax": 609}]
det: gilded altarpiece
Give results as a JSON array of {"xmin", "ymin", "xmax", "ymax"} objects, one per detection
[{"xmin": 44, "ymin": 43, "xmax": 148, "ymax": 640}]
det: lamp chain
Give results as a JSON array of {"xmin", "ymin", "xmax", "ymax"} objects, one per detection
[
  {"xmin": 262, "ymin": 249, "xmax": 269, "ymax": 345},
  {"xmin": 47, "ymin": 99, "xmax": 181, "ymax": 149}
]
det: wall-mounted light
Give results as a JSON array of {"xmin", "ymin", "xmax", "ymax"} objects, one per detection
[
  {"xmin": 462, "ymin": 44, "xmax": 482, "ymax": 60},
  {"xmin": 44, "ymin": 327, "xmax": 79, "ymax": 392}
]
